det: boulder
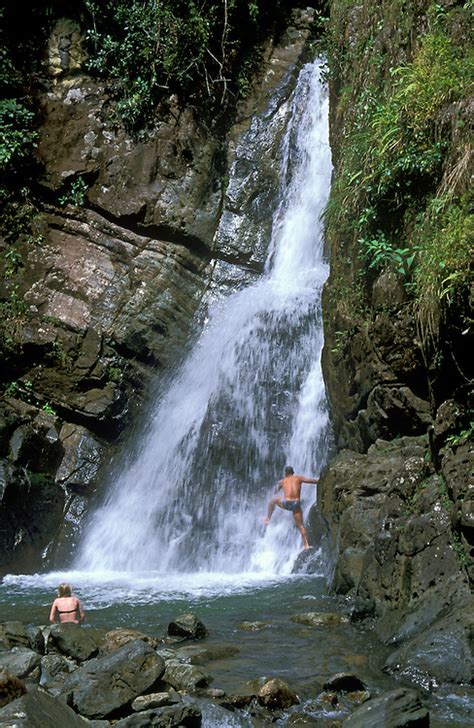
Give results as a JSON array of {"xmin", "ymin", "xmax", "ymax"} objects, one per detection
[
  {"xmin": 0, "ymin": 667, "xmax": 26, "ymax": 708},
  {"xmin": 25, "ymin": 626, "xmax": 45, "ymax": 656},
  {"xmin": 343, "ymin": 688, "xmax": 429, "ymax": 727},
  {"xmin": 0, "ymin": 462, "xmax": 65, "ymax": 572},
  {"xmin": 167, "ymin": 614, "xmax": 208, "ymax": 641},
  {"xmin": 101, "ymin": 629, "xmax": 158, "ymax": 654},
  {"xmin": 163, "ymin": 660, "xmax": 212, "ymax": 692},
  {"xmin": 0, "ymin": 648, "xmax": 41, "ymax": 681},
  {"xmin": 40, "ymin": 653, "xmax": 77, "ymax": 686},
  {"xmin": 173, "ymin": 644, "xmax": 239, "ymax": 665},
  {"xmin": 1, "ymin": 622, "xmax": 31, "ymax": 651},
  {"xmin": 62, "ymin": 639, "xmax": 165, "ymax": 718},
  {"xmin": 131, "ymin": 691, "xmax": 180, "ymax": 712},
  {"xmin": 291, "ymin": 545, "xmax": 324, "ymax": 574},
  {"xmin": 257, "ymin": 678, "xmax": 298, "ymax": 710},
  {"xmin": 384, "ymin": 611, "xmax": 473, "ymax": 687},
  {"xmin": 113, "ymin": 703, "xmax": 202, "ymax": 727},
  {"xmin": 323, "ymin": 673, "xmax": 366, "ymax": 692},
  {"xmin": 0, "ymin": 686, "xmax": 87, "ymax": 726},
  {"xmin": 291, "ymin": 612, "xmax": 349, "ymax": 628},
  {"xmin": 47, "ymin": 623, "xmax": 100, "ymax": 662}
]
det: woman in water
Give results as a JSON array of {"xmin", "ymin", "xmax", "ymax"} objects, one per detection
[{"xmin": 49, "ymin": 583, "xmax": 85, "ymax": 624}]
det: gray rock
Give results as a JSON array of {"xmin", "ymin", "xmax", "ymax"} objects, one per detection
[
  {"xmin": 131, "ymin": 691, "xmax": 180, "ymax": 712},
  {"xmin": 113, "ymin": 703, "xmax": 201, "ymax": 727},
  {"xmin": 0, "ymin": 463, "xmax": 65, "ymax": 572},
  {"xmin": 1, "ymin": 623, "xmax": 31, "ymax": 651},
  {"xmin": 372, "ymin": 270, "xmax": 407, "ymax": 310},
  {"xmin": 100, "ymin": 629, "xmax": 158, "ymax": 654},
  {"xmin": 257, "ymin": 677, "xmax": 298, "ymax": 710},
  {"xmin": 0, "ymin": 687, "xmax": 86, "ymax": 726},
  {"xmin": 167, "ymin": 614, "xmax": 208, "ymax": 641},
  {"xmin": 48, "ymin": 623, "xmax": 100, "ymax": 662},
  {"xmin": 163, "ymin": 660, "xmax": 212, "ymax": 692},
  {"xmin": 173, "ymin": 644, "xmax": 239, "ymax": 665},
  {"xmin": 291, "ymin": 612, "xmax": 349, "ymax": 628},
  {"xmin": 375, "ymin": 574, "xmax": 470, "ymax": 646},
  {"xmin": 24, "ymin": 626, "xmax": 45, "ymax": 656},
  {"xmin": 0, "ymin": 648, "xmax": 41, "ymax": 680},
  {"xmin": 0, "ymin": 667, "xmax": 26, "ymax": 708},
  {"xmin": 343, "ymin": 688, "xmax": 429, "ymax": 727},
  {"xmin": 384, "ymin": 612, "xmax": 473, "ymax": 687},
  {"xmin": 40, "ymin": 653, "xmax": 78, "ymax": 685},
  {"xmin": 291, "ymin": 545, "xmax": 324, "ymax": 574},
  {"xmin": 62, "ymin": 639, "xmax": 165, "ymax": 718},
  {"xmin": 323, "ymin": 673, "xmax": 366, "ymax": 692}
]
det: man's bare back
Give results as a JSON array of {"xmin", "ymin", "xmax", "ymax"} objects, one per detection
[
  {"xmin": 263, "ymin": 466, "xmax": 319, "ymax": 549},
  {"xmin": 278, "ymin": 474, "xmax": 315, "ymax": 501}
]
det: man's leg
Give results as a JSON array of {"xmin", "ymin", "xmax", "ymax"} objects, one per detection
[
  {"xmin": 293, "ymin": 509, "xmax": 310, "ymax": 549},
  {"xmin": 263, "ymin": 497, "xmax": 282, "ymax": 525}
]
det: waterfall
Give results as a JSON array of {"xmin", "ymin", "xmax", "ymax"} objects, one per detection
[{"xmin": 76, "ymin": 60, "xmax": 332, "ymax": 576}]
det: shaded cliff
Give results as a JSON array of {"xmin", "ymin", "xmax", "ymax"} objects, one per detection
[
  {"xmin": 0, "ymin": 4, "xmax": 321, "ymax": 572},
  {"xmin": 314, "ymin": 0, "xmax": 472, "ymax": 698}
]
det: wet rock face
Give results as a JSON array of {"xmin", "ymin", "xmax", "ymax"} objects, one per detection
[
  {"xmin": 343, "ymin": 687, "xmax": 429, "ymax": 728},
  {"xmin": 37, "ymin": 79, "xmax": 222, "ymax": 244},
  {"xmin": 0, "ymin": 459, "xmax": 65, "ymax": 573},
  {"xmin": 61, "ymin": 639, "xmax": 165, "ymax": 719},
  {"xmin": 315, "ymin": 434, "xmax": 473, "ymax": 690},
  {"xmin": 213, "ymin": 8, "xmax": 316, "ymax": 269},
  {"xmin": 321, "ymin": 297, "xmax": 430, "ymax": 454},
  {"xmin": 0, "ymin": 667, "xmax": 26, "ymax": 708},
  {"xmin": 317, "ymin": 436, "xmax": 467, "ymax": 603},
  {"xmin": 1, "ymin": 10, "xmax": 316, "ymax": 574},
  {"xmin": 257, "ymin": 677, "xmax": 299, "ymax": 710}
]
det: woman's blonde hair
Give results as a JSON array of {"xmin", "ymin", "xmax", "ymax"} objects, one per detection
[{"xmin": 58, "ymin": 583, "xmax": 71, "ymax": 597}]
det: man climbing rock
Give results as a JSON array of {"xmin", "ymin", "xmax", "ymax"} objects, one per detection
[{"xmin": 263, "ymin": 466, "xmax": 319, "ymax": 549}]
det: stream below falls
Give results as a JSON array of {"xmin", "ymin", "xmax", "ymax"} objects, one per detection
[{"xmin": 1, "ymin": 570, "xmax": 472, "ymax": 727}]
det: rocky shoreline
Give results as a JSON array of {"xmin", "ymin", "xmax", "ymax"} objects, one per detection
[{"xmin": 1, "ymin": 613, "xmax": 435, "ymax": 727}]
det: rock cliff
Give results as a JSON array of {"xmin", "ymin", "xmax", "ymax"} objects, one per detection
[
  {"xmin": 0, "ymin": 8, "xmax": 317, "ymax": 573},
  {"xmin": 313, "ymin": 0, "xmax": 472, "ymax": 699}
]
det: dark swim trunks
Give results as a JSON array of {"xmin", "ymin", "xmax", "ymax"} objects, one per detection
[{"xmin": 281, "ymin": 499, "xmax": 301, "ymax": 513}]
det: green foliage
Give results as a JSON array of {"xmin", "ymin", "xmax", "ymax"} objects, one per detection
[
  {"xmin": 4, "ymin": 380, "xmax": 19, "ymax": 396},
  {"xmin": 58, "ymin": 176, "xmax": 88, "ymax": 207},
  {"xmin": 446, "ymin": 420, "xmax": 474, "ymax": 447},
  {"xmin": 0, "ymin": 98, "xmax": 37, "ymax": 169},
  {"xmin": 413, "ymin": 193, "xmax": 473, "ymax": 338},
  {"xmin": 3, "ymin": 246, "xmax": 23, "ymax": 277},
  {"xmin": 451, "ymin": 529, "xmax": 469, "ymax": 569},
  {"xmin": 359, "ymin": 231, "xmax": 418, "ymax": 276},
  {"xmin": 325, "ymin": 3, "xmax": 473, "ymax": 349},
  {"xmin": 82, "ymin": 0, "xmax": 291, "ymax": 129},
  {"xmin": 107, "ymin": 366, "xmax": 122, "ymax": 383},
  {"xmin": 437, "ymin": 476, "xmax": 452, "ymax": 511},
  {"xmin": 84, "ymin": 0, "xmax": 214, "ymax": 127},
  {"xmin": 42, "ymin": 402, "xmax": 56, "ymax": 415},
  {"xmin": 27, "ymin": 471, "xmax": 53, "ymax": 488}
]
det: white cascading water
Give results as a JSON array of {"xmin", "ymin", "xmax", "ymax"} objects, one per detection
[{"xmin": 76, "ymin": 60, "xmax": 332, "ymax": 577}]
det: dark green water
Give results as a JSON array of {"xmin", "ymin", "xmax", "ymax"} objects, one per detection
[{"xmin": 1, "ymin": 569, "xmax": 472, "ymax": 726}]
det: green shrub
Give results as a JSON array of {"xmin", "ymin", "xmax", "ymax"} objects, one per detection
[
  {"xmin": 413, "ymin": 193, "xmax": 473, "ymax": 337},
  {"xmin": 83, "ymin": 0, "xmax": 292, "ymax": 129},
  {"xmin": 58, "ymin": 177, "xmax": 88, "ymax": 207},
  {"xmin": 0, "ymin": 98, "xmax": 37, "ymax": 169}
]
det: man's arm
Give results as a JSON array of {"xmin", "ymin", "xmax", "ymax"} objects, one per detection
[
  {"xmin": 299, "ymin": 475, "xmax": 319, "ymax": 484},
  {"xmin": 274, "ymin": 480, "xmax": 283, "ymax": 494}
]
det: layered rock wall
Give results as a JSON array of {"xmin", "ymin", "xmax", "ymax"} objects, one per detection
[
  {"xmin": 314, "ymin": 0, "xmax": 473, "ymax": 695},
  {"xmin": 0, "ymin": 9, "xmax": 317, "ymax": 573}
]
